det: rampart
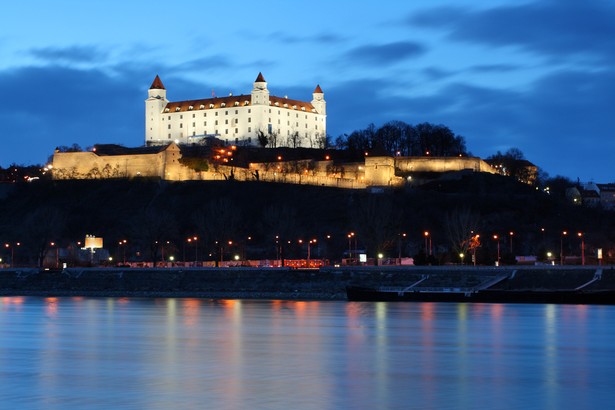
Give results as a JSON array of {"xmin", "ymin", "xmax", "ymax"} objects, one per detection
[{"xmin": 52, "ymin": 145, "xmax": 496, "ymax": 189}]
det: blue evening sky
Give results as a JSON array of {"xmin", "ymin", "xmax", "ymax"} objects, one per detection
[{"xmin": 1, "ymin": 0, "xmax": 613, "ymax": 181}]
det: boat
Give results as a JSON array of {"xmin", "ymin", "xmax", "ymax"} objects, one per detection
[{"xmin": 345, "ymin": 285, "xmax": 615, "ymax": 305}]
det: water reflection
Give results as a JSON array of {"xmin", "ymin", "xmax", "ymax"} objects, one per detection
[{"xmin": 1, "ymin": 298, "xmax": 614, "ymax": 409}]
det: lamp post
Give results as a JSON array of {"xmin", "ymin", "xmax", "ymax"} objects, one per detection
[
  {"xmin": 118, "ymin": 239, "xmax": 127, "ymax": 265},
  {"xmin": 578, "ymin": 232, "xmax": 585, "ymax": 266},
  {"xmin": 347, "ymin": 232, "xmax": 355, "ymax": 264},
  {"xmin": 493, "ymin": 235, "xmax": 500, "ymax": 266},
  {"xmin": 509, "ymin": 231, "xmax": 514, "ymax": 254},
  {"xmin": 398, "ymin": 233, "xmax": 406, "ymax": 263},
  {"xmin": 459, "ymin": 253, "xmax": 465, "ymax": 265},
  {"xmin": 424, "ymin": 231, "xmax": 432, "ymax": 256},
  {"xmin": 307, "ymin": 239, "xmax": 316, "ymax": 265},
  {"xmin": 561, "ymin": 231, "xmax": 567, "ymax": 265}
]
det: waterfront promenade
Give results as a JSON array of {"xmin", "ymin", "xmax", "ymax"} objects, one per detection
[{"xmin": 1, "ymin": 265, "xmax": 613, "ymax": 300}]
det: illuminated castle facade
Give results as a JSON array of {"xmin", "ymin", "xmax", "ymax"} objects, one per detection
[{"xmin": 145, "ymin": 73, "xmax": 326, "ymax": 148}]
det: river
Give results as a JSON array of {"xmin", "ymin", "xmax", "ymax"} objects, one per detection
[{"xmin": 1, "ymin": 297, "xmax": 614, "ymax": 409}]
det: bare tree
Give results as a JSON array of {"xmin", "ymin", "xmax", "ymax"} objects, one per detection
[{"xmin": 446, "ymin": 207, "xmax": 480, "ymax": 256}]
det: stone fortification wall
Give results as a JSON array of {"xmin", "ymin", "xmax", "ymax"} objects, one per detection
[
  {"xmin": 52, "ymin": 151, "xmax": 166, "ymax": 179},
  {"xmin": 395, "ymin": 156, "xmax": 496, "ymax": 174}
]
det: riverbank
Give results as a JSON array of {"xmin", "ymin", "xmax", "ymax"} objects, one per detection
[{"xmin": 1, "ymin": 265, "xmax": 613, "ymax": 301}]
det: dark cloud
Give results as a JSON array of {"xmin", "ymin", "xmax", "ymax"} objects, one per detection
[
  {"xmin": 409, "ymin": 0, "xmax": 615, "ymax": 64},
  {"xmin": 0, "ymin": 65, "xmax": 143, "ymax": 165},
  {"xmin": 325, "ymin": 67, "xmax": 615, "ymax": 180},
  {"xmin": 29, "ymin": 45, "xmax": 107, "ymax": 64},
  {"xmin": 344, "ymin": 41, "xmax": 426, "ymax": 65}
]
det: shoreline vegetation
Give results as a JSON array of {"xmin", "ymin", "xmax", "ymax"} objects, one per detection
[{"xmin": 1, "ymin": 265, "xmax": 613, "ymax": 302}]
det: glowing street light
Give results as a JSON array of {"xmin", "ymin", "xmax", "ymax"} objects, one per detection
[
  {"xmin": 493, "ymin": 235, "xmax": 500, "ymax": 265},
  {"xmin": 578, "ymin": 232, "xmax": 585, "ymax": 266},
  {"xmin": 424, "ymin": 231, "xmax": 432, "ymax": 256},
  {"xmin": 561, "ymin": 231, "xmax": 568, "ymax": 265},
  {"xmin": 509, "ymin": 231, "xmax": 514, "ymax": 254}
]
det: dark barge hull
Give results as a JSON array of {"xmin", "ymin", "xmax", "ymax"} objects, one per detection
[{"xmin": 346, "ymin": 286, "xmax": 615, "ymax": 305}]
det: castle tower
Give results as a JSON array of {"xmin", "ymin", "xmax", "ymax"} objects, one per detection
[
  {"xmin": 251, "ymin": 72, "xmax": 270, "ymax": 106},
  {"xmin": 145, "ymin": 75, "xmax": 168, "ymax": 145},
  {"xmin": 311, "ymin": 84, "xmax": 326, "ymax": 115}
]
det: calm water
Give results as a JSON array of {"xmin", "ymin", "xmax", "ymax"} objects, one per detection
[{"xmin": 1, "ymin": 297, "xmax": 614, "ymax": 410}]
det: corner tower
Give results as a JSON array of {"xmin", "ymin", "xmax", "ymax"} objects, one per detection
[
  {"xmin": 311, "ymin": 84, "xmax": 326, "ymax": 115},
  {"xmin": 145, "ymin": 75, "xmax": 168, "ymax": 145},
  {"xmin": 251, "ymin": 72, "xmax": 270, "ymax": 106}
]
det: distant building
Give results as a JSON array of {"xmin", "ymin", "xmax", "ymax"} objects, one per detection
[{"xmin": 145, "ymin": 73, "xmax": 327, "ymax": 148}]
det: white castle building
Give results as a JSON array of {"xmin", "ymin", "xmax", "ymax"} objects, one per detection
[{"xmin": 145, "ymin": 73, "xmax": 326, "ymax": 147}]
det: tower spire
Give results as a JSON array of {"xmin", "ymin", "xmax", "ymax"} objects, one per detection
[{"xmin": 150, "ymin": 75, "xmax": 165, "ymax": 90}]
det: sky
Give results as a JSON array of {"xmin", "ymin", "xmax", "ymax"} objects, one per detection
[{"xmin": 1, "ymin": 0, "xmax": 614, "ymax": 181}]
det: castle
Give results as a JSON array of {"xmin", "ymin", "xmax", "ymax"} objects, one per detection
[
  {"xmin": 146, "ymin": 73, "xmax": 326, "ymax": 148},
  {"xmin": 51, "ymin": 72, "xmax": 500, "ymax": 188}
]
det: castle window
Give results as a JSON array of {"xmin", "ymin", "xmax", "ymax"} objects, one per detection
[
  {"xmin": 301, "ymin": 107, "xmax": 305, "ymax": 111},
  {"xmin": 176, "ymin": 108, "xmax": 181, "ymax": 112},
  {"xmin": 204, "ymin": 121, "xmax": 207, "ymax": 126},
  {"xmin": 248, "ymin": 127, "xmax": 251, "ymax": 132},
  {"xmin": 168, "ymin": 124, "xmax": 171, "ymax": 129},
  {"xmin": 168, "ymin": 116, "xmax": 171, "ymax": 120},
  {"xmin": 165, "ymin": 108, "xmax": 170, "ymax": 113},
  {"xmin": 235, "ymin": 119, "xmax": 238, "ymax": 124},
  {"xmin": 221, "ymin": 103, "xmax": 226, "ymax": 107},
  {"xmin": 235, "ymin": 110, "xmax": 238, "ymax": 114},
  {"xmin": 248, "ymin": 109, "xmax": 251, "ymax": 113},
  {"xmin": 274, "ymin": 102, "xmax": 279, "ymax": 106},
  {"xmin": 235, "ymin": 137, "xmax": 239, "ymax": 143},
  {"xmin": 244, "ymin": 101, "xmax": 249, "ymax": 106},
  {"xmin": 215, "ymin": 112, "xmax": 218, "ymax": 116},
  {"xmin": 225, "ymin": 119, "xmax": 228, "ymax": 124},
  {"xmin": 234, "ymin": 102, "xmax": 239, "ymax": 106},
  {"xmin": 235, "ymin": 128, "xmax": 238, "ymax": 134},
  {"xmin": 225, "ymin": 111, "xmax": 228, "ymax": 115},
  {"xmin": 188, "ymin": 106, "xmax": 193, "ymax": 110},
  {"xmin": 284, "ymin": 103, "xmax": 288, "ymax": 108},
  {"xmin": 225, "ymin": 129, "xmax": 228, "ymax": 134},
  {"xmin": 180, "ymin": 115, "xmax": 183, "ymax": 119},
  {"xmin": 209, "ymin": 104, "xmax": 214, "ymax": 108},
  {"xmin": 292, "ymin": 105, "xmax": 297, "ymax": 110},
  {"xmin": 200, "ymin": 105, "xmax": 205, "ymax": 109},
  {"xmin": 248, "ymin": 118, "xmax": 251, "ymax": 123},
  {"xmin": 215, "ymin": 120, "xmax": 218, "ymax": 125},
  {"xmin": 193, "ymin": 132, "xmax": 196, "ymax": 136},
  {"xmin": 269, "ymin": 109, "xmax": 271, "ymax": 113},
  {"xmin": 168, "ymin": 133, "xmax": 171, "ymax": 138},
  {"xmin": 180, "ymin": 123, "xmax": 183, "ymax": 128},
  {"xmin": 248, "ymin": 137, "xmax": 251, "ymax": 143},
  {"xmin": 192, "ymin": 122, "xmax": 195, "ymax": 127}
]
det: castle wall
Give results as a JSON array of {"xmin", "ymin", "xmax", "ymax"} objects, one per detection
[
  {"xmin": 52, "ymin": 151, "xmax": 166, "ymax": 179},
  {"xmin": 394, "ymin": 157, "xmax": 496, "ymax": 174}
]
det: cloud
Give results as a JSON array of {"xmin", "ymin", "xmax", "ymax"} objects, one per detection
[
  {"xmin": 29, "ymin": 45, "xmax": 107, "ymax": 64},
  {"xmin": 409, "ymin": 0, "xmax": 615, "ymax": 64},
  {"xmin": 344, "ymin": 41, "xmax": 427, "ymax": 65},
  {"xmin": 324, "ymin": 66, "xmax": 615, "ymax": 180},
  {"xmin": 267, "ymin": 31, "xmax": 346, "ymax": 45}
]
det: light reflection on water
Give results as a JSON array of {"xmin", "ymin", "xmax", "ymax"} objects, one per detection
[{"xmin": 1, "ymin": 297, "xmax": 614, "ymax": 410}]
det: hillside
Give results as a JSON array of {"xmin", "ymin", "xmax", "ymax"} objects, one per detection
[{"xmin": 0, "ymin": 173, "xmax": 613, "ymax": 267}]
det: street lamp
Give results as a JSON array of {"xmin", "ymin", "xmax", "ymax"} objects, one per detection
[
  {"xmin": 459, "ymin": 253, "xmax": 465, "ymax": 265},
  {"xmin": 561, "ymin": 231, "xmax": 567, "ymax": 265},
  {"xmin": 493, "ymin": 235, "xmax": 500, "ymax": 266},
  {"xmin": 118, "ymin": 239, "xmax": 127, "ymax": 265},
  {"xmin": 307, "ymin": 239, "xmax": 317, "ymax": 264},
  {"xmin": 509, "ymin": 231, "xmax": 514, "ymax": 254},
  {"xmin": 424, "ymin": 231, "xmax": 431, "ymax": 256},
  {"xmin": 578, "ymin": 232, "xmax": 585, "ymax": 266},
  {"xmin": 347, "ymin": 232, "xmax": 355, "ymax": 264}
]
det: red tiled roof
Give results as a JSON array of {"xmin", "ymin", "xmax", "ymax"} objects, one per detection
[
  {"xmin": 255, "ymin": 72, "xmax": 266, "ymax": 82},
  {"xmin": 314, "ymin": 84, "xmax": 323, "ymax": 93},
  {"xmin": 150, "ymin": 75, "xmax": 165, "ymax": 90},
  {"xmin": 163, "ymin": 94, "xmax": 316, "ymax": 113}
]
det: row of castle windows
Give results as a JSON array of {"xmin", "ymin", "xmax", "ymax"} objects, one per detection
[{"xmin": 164, "ymin": 103, "xmax": 314, "ymax": 113}]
